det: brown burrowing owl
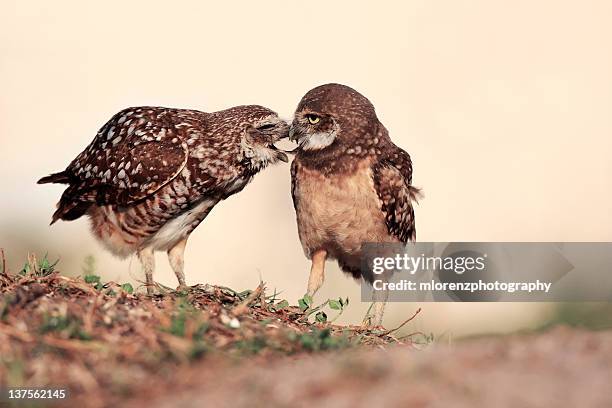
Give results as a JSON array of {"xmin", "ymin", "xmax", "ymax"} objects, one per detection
[
  {"xmin": 39, "ymin": 105, "xmax": 289, "ymax": 293},
  {"xmin": 289, "ymin": 84, "xmax": 420, "ymax": 326}
]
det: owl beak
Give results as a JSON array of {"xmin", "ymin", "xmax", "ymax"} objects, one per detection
[
  {"xmin": 289, "ymin": 126, "xmax": 303, "ymax": 143},
  {"xmin": 271, "ymin": 124, "xmax": 298, "ymax": 158}
]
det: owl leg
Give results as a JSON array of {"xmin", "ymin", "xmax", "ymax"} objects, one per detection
[
  {"xmin": 307, "ymin": 249, "xmax": 327, "ymax": 297},
  {"xmin": 371, "ymin": 298, "xmax": 387, "ymax": 327},
  {"xmin": 138, "ymin": 247, "xmax": 156, "ymax": 295},
  {"xmin": 168, "ymin": 238, "xmax": 188, "ymax": 291},
  {"xmin": 363, "ymin": 281, "xmax": 389, "ymax": 328}
]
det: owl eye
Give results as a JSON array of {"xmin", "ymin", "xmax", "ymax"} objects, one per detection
[
  {"xmin": 257, "ymin": 123, "xmax": 275, "ymax": 130},
  {"xmin": 306, "ymin": 114, "xmax": 320, "ymax": 125}
]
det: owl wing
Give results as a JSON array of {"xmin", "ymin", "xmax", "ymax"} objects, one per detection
[
  {"xmin": 59, "ymin": 108, "xmax": 189, "ymax": 208},
  {"xmin": 290, "ymin": 159, "xmax": 300, "ymax": 211},
  {"xmin": 372, "ymin": 148, "xmax": 420, "ymax": 243}
]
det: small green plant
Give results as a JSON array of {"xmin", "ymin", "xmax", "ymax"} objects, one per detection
[
  {"xmin": 37, "ymin": 255, "xmax": 59, "ymax": 276},
  {"xmin": 0, "ymin": 296, "xmax": 12, "ymax": 321},
  {"xmin": 121, "ymin": 283, "xmax": 134, "ymax": 294},
  {"xmin": 329, "ymin": 297, "xmax": 349, "ymax": 310},
  {"xmin": 298, "ymin": 294, "xmax": 313, "ymax": 311},
  {"xmin": 167, "ymin": 313, "xmax": 187, "ymax": 337},
  {"xmin": 274, "ymin": 299, "xmax": 289, "ymax": 310},
  {"xmin": 84, "ymin": 274, "xmax": 100, "ymax": 284},
  {"xmin": 290, "ymin": 328, "xmax": 351, "ymax": 352},
  {"xmin": 39, "ymin": 314, "xmax": 92, "ymax": 341},
  {"xmin": 83, "ymin": 273, "xmax": 105, "ymax": 290},
  {"xmin": 327, "ymin": 297, "xmax": 349, "ymax": 323},
  {"xmin": 315, "ymin": 311, "xmax": 328, "ymax": 323},
  {"xmin": 19, "ymin": 254, "xmax": 59, "ymax": 277},
  {"xmin": 162, "ymin": 298, "xmax": 201, "ymax": 338},
  {"xmin": 82, "ymin": 255, "xmax": 96, "ymax": 276},
  {"xmin": 193, "ymin": 322, "xmax": 209, "ymax": 341},
  {"xmin": 299, "ymin": 295, "xmax": 350, "ymax": 324},
  {"xmin": 188, "ymin": 342, "xmax": 209, "ymax": 360},
  {"xmin": 235, "ymin": 336, "xmax": 268, "ymax": 355}
]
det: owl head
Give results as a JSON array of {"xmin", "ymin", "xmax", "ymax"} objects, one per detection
[
  {"xmin": 240, "ymin": 107, "xmax": 290, "ymax": 170},
  {"xmin": 289, "ymin": 83, "xmax": 379, "ymax": 152}
]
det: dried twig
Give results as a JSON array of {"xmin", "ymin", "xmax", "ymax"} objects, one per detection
[
  {"xmin": 398, "ymin": 331, "xmax": 428, "ymax": 341},
  {"xmin": 231, "ymin": 282, "xmax": 265, "ymax": 316},
  {"xmin": 0, "ymin": 248, "xmax": 6, "ymax": 276},
  {"xmin": 377, "ymin": 307, "xmax": 422, "ymax": 337}
]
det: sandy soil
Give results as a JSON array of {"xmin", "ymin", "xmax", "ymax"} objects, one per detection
[
  {"xmin": 146, "ymin": 327, "xmax": 612, "ymax": 408},
  {"xmin": 2, "ymin": 262, "xmax": 611, "ymax": 408}
]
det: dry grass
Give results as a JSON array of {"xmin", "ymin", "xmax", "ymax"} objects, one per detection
[{"xmin": 0, "ymin": 252, "xmax": 421, "ymax": 407}]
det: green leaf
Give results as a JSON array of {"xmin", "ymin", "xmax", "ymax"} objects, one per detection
[
  {"xmin": 37, "ymin": 254, "xmax": 59, "ymax": 276},
  {"xmin": 275, "ymin": 300, "xmax": 289, "ymax": 310},
  {"xmin": 315, "ymin": 311, "xmax": 327, "ymax": 323},
  {"xmin": 20, "ymin": 263, "xmax": 30, "ymax": 276},
  {"xmin": 303, "ymin": 294, "xmax": 313, "ymax": 307},
  {"xmin": 298, "ymin": 294, "xmax": 313, "ymax": 311},
  {"xmin": 329, "ymin": 299, "xmax": 342, "ymax": 310},
  {"xmin": 121, "ymin": 283, "xmax": 134, "ymax": 294},
  {"xmin": 84, "ymin": 274, "xmax": 101, "ymax": 284},
  {"xmin": 40, "ymin": 257, "xmax": 49, "ymax": 270}
]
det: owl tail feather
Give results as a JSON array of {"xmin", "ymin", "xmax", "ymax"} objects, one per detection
[
  {"xmin": 38, "ymin": 171, "xmax": 70, "ymax": 184},
  {"xmin": 50, "ymin": 200, "xmax": 91, "ymax": 225}
]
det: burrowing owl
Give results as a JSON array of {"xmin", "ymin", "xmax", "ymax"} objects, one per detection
[
  {"xmin": 39, "ymin": 105, "xmax": 289, "ymax": 293},
  {"xmin": 289, "ymin": 84, "xmax": 420, "ymax": 326}
]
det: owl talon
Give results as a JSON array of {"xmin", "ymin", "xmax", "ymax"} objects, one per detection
[{"xmin": 361, "ymin": 300, "xmax": 386, "ymax": 329}]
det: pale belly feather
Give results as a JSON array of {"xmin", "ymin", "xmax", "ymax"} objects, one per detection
[
  {"xmin": 144, "ymin": 198, "xmax": 218, "ymax": 251},
  {"xmin": 294, "ymin": 161, "xmax": 398, "ymax": 267},
  {"xmin": 89, "ymin": 196, "xmax": 219, "ymax": 257}
]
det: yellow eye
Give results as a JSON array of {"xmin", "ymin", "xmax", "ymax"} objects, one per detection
[{"xmin": 307, "ymin": 115, "xmax": 320, "ymax": 124}]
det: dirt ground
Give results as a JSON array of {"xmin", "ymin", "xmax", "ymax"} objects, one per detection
[
  {"xmin": 1, "ymin": 255, "xmax": 611, "ymax": 408},
  {"xmin": 145, "ymin": 327, "xmax": 612, "ymax": 408}
]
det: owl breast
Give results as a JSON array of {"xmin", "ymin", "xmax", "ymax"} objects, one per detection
[{"xmin": 294, "ymin": 158, "xmax": 399, "ymax": 271}]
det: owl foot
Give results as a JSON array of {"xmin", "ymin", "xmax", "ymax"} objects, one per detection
[
  {"xmin": 176, "ymin": 284, "xmax": 189, "ymax": 294},
  {"xmin": 361, "ymin": 301, "xmax": 386, "ymax": 328}
]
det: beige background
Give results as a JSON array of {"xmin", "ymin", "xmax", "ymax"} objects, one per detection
[{"xmin": 1, "ymin": 0, "xmax": 611, "ymax": 336}]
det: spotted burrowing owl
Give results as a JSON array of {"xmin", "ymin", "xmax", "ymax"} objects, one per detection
[
  {"xmin": 39, "ymin": 105, "xmax": 289, "ymax": 293},
  {"xmin": 289, "ymin": 84, "xmax": 421, "ymax": 326}
]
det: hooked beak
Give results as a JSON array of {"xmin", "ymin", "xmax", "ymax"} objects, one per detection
[
  {"xmin": 271, "ymin": 121, "xmax": 298, "ymax": 158},
  {"xmin": 288, "ymin": 125, "xmax": 303, "ymax": 143}
]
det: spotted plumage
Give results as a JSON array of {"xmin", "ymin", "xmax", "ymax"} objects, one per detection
[
  {"xmin": 39, "ymin": 105, "xmax": 289, "ymax": 293},
  {"xmin": 289, "ymin": 83, "xmax": 421, "ymax": 326}
]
